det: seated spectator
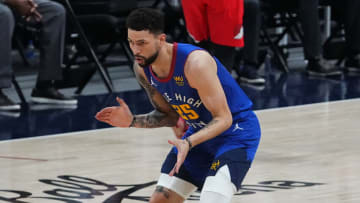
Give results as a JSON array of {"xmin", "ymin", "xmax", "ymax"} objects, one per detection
[
  {"xmin": 261, "ymin": 0, "xmax": 343, "ymax": 76},
  {"xmin": 323, "ymin": 0, "xmax": 360, "ymax": 73},
  {"xmin": 237, "ymin": 0, "xmax": 265, "ymax": 85},
  {"xmin": 0, "ymin": 0, "xmax": 77, "ymax": 111}
]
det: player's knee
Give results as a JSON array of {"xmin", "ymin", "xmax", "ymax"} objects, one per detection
[
  {"xmin": 200, "ymin": 165, "xmax": 236, "ymax": 202},
  {"xmin": 149, "ymin": 185, "xmax": 185, "ymax": 203},
  {"xmin": 149, "ymin": 186, "xmax": 172, "ymax": 203},
  {"xmin": 149, "ymin": 193, "xmax": 167, "ymax": 203}
]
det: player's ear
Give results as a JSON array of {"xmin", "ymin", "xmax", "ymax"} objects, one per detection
[{"xmin": 159, "ymin": 33, "xmax": 167, "ymax": 44}]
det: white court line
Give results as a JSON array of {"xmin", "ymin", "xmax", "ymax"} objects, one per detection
[
  {"xmin": 255, "ymin": 97, "xmax": 360, "ymax": 113},
  {"xmin": 0, "ymin": 127, "xmax": 117, "ymax": 144},
  {"xmin": 1, "ymin": 98, "xmax": 359, "ymax": 143}
]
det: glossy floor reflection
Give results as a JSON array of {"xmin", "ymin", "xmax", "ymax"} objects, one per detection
[{"xmin": 1, "ymin": 71, "xmax": 360, "ymax": 141}]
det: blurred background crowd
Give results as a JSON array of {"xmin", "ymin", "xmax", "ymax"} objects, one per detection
[{"xmin": 0, "ymin": 0, "xmax": 359, "ymax": 135}]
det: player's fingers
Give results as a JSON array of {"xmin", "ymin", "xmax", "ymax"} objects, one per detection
[
  {"xmin": 116, "ymin": 97, "xmax": 128, "ymax": 107},
  {"xmin": 168, "ymin": 139, "xmax": 181, "ymax": 147},
  {"xmin": 95, "ymin": 111, "xmax": 106, "ymax": 118},
  {"xmin": 169, "ymin": 164, "xmax": 176, "ymax": 176},
  {"xmin": 95, "ymin": 114, "xmax": 107, "ymax": 121},
  {"xmin": 95, "ymin": 112, "xmax": 107, "ymax": 119},
  {"xmin": 176, "ymin": 154, "xmax": 184, "ymax": 174},
  {"xmin": 98, "ymin": 107, "xmax": 114, "ymax": 115},
  {"xmin": 175, "ymin": 162, "xmax": 181, "ymax": 174},
  {"xmin": 100, "ymin": 108, "xmax": 114, "ymax": 115},
  {"xmin": 95, "ymin": 110, "xmax": 112, "ymax": 119},
  {"xmin": 104, "ymin": 118, "xmax": 112, "ymax": 123},
  {"xmin": 168, "ymin": 139, "xmax": 175, "ymax": 146},
  {"xmin": 95, "ymin": 116, "xmax": 106, "ymax": 122}
]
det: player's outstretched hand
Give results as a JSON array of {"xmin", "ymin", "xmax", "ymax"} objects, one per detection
[
  {"xmin": 95, "ymin": 97, "xmax": 134, "ymax": 127},
  {"xmin": 168, "ymin": 139, "xmax": 190, "ymax": 176}
]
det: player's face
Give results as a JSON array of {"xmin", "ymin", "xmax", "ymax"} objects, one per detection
[{"xmin": 127, "ymin": 29, "xmax": 164, "ymax": 68}]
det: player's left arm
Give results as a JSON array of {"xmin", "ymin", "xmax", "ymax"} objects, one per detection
[
  {"xmin": 184, "ymin": 50, "xmax": 233, "ymax": 147},
  {"xmin": 168, "ymin": 50, "xmax": 233, "ymax": 176}
]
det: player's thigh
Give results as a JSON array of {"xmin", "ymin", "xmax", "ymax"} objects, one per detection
[
  {"xmin": 204, "ymin": 148, "xmax": 251, "ymax": 192},
  {"xmin": 149, "ymin": 185, "xmax": 185, "ymax": 203}
]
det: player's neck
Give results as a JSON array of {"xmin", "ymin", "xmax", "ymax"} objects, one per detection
[{"xmin": 150, "ymin": 43, "xmax": 173, "ymax": 79}]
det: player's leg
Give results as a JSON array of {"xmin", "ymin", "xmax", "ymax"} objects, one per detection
[
  {"xmin": 150, "ymin": 150, "xmax": 198, "ymax": 203},
  {"xmin": 200, "ymin": 165, "xmax": 236, "ymax": 203},
  {"xmin": 149, "ymin": 185, "xmax": 184, "ymax": 203},
  {"xmin": 200, "ymin": 148, "xmax": 252, "ymax": 203},
  {"xmin": 149, "ymin": 173, "xmax": 197, "ymax": 203}
]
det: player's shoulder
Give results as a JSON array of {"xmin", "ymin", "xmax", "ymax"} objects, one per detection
[
  {"xmin": 185, "ymin": 50, "xmax": 216, "ymax": 74},
  {"xmin": 187, "ymin": 50, "xmax": 212, "ymax": 64}
]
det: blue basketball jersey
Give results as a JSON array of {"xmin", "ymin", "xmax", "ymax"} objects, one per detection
[{"xmin": 143, "ymin": 43, "xmax": 260, "ymax": 161}]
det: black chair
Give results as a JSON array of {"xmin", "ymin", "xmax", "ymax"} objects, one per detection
[
  {"xmin": 11, "ymin": 19, "xmax": 43, "ymax": 105},
  {"xmin": 53, "ymin": 0, "xmax": 138, "ymax": 94},
  {"xmin": 321, "ymin": 1, "xmax": 347, "ymax": 65},
  {"xmin": 11, "ymin": 76, "xmax": 26, "ymax": 105},
  {"xmin": 260, "ymin": 1, "xmax": 305, "ymax": 72},
  {"xmin": 322, "ymin": 23, "xmax": 346, "ymax": 66}
]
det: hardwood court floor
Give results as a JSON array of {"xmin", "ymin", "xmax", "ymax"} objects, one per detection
[{"xmin": 0, "ymin": 99, "xmax": 359, "ymax": 203}]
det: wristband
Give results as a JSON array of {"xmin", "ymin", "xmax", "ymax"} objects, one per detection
[
  {"xmin": 129, "ymin": 116, "xmax": 136, "ymax": 127},
  {"xmin": 185, "ymin": 137, "xmax": 192, "ymax": 149}
]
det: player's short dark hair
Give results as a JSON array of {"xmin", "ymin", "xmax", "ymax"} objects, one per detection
[{"xmin": 126, "ymin": 8, "xmax": 164, "ymax": 35}]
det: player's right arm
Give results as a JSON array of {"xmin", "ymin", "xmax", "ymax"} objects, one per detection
[
  {"xmin": 95, "ymin": 63, "xmax": 179, "ymax": 128},
  {"xmin": 132, "ymin": 63, "xmax": 179, "ymax": 128}
]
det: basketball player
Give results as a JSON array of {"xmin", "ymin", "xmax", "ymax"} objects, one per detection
[{"xmin": 95, "ymin": 8, "xmax": 261, "ymax": 203}]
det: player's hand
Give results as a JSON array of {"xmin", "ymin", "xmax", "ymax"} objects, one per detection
[
  {"xmin": 95, "ymin": 97, "xmax": 134, "ymax": 127},
  {"xmin": 171, "ymin": 117, "xmax": 188, "ymax": 139},
  {"xmin": 168, "ymin": 138, "xmax": 190, "ymax": 176}
]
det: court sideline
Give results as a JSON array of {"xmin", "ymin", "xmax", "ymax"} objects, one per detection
[{"xmin": 1, "ymin": 99, "xmax": 359, "ymax": 202}]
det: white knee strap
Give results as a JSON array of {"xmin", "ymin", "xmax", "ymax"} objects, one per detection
[
  {"xmin": 157, "ymin": 173, "xmax": 198, "ymax": 199},
  {"xmin": 200, "ymin": 165, "xmax": 236, "ymax": 202},
  {"xmin": 200, "ymin": 191, "xmax": 232, "ymax": 203}
]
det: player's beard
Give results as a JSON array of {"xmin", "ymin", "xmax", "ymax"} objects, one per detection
[{"xmin": 136, "ymin": 50, "xmax": 160, "ymax": 68}]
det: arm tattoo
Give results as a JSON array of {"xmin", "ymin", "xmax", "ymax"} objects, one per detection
[
  {"xmin": 133, "ymin": 64, "xmax": 178, "ymax": 128},
  {"xmin": 133, "ymin": 110, "xmax": 176, "ymax": 128},
  {"xmin": 155, "ymin": 186, "xmax": 170, "ymax": 199},
  {"xmin": 137, "ymin": 72, "xmax": 157, "ymax": 99}
]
